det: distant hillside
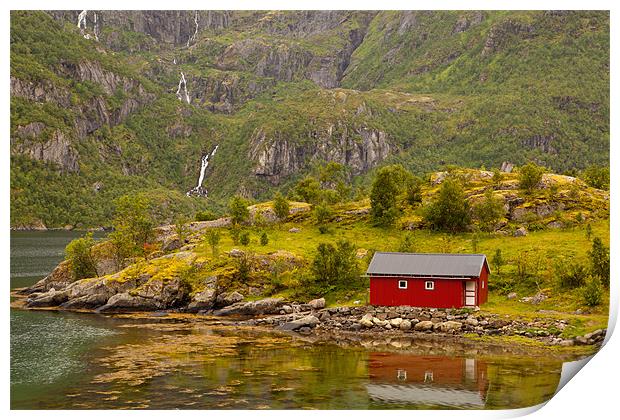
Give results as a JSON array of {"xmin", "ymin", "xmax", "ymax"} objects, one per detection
[{"xmin": 10, "ymin": 10, "xmax": 609, "ymax": 228}]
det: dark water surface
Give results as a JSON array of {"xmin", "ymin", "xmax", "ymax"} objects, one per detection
[{"xmin": 10, "ymin": 231, "xmax": 580, "ymax": 410}]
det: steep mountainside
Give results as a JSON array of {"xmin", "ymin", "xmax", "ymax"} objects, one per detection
[{"xmin": 10, "ymin": 10, "xmax": 609, "ymax": 228}]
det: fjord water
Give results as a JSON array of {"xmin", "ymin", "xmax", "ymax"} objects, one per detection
[{"xmin": 11, "ymin": 231, "xmax": 572, "ymax": 410}]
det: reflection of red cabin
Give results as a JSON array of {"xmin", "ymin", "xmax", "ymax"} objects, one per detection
[
  {"xmin": 367, "ymin": 352, "xmax": 489, "ymax": 408},
  {"xmin": 366, "ymin": 253, "xmax": 489, "ymax": 308}
]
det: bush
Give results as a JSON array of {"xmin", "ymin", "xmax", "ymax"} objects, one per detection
[
  {"xmin": 229, "ymin": 226, "xmax": 241, "ymax": 245},
  {"xmin": 233, "ymin": 252, "xmax": 252, "ymax": 284},
  {"xmin": 65, "ymin": 232, "xmax": 98, "ymax": 280},
  {"xmin": 174, "ymin": 216, "xmax": 190, "ymax": 243},
  {"xmin": 581, "ymin": 165, "xmax": 610, "ymax": 190},
  {"xmin": 229, "ymin": 195, "xmax": 250, "ymax": 225},
  {"xmin": 272, "ymin": 192, "xmax": 290, "ymax": 220},
  {"xmin": 370, "ymin": 165, "xmax": 413, "ymax": 226},
  {"xmin": 260, "ymin": 232, "xmax": 269, "ymax": 246},
  {"xmin": 294, "ymin": 176, "xmax": 322, "ymax": 204},
  {"xmin": 424, "ymin": 178, "xmax": 471, "ymax": 232},
  {"xmin": 518, "ymin": 162, "xmax": 545, "ymax": 193},
  {"xmin": 589, "ymin": 237, "xmax": 610, "ymax": 288},
  {"xmin": 398, "ymin": 232, "xmax": 416, "ymax": 252},
  {"xmin": 314, "ymin": 203, "xmax": 333, "ymax": 233},
  {"xmin": 195, "ymin": 210, "xmax": 218, "ymax": 222},
  {"xmin": 473, "ymin": 189, "xmax": 505, "ymax": 232},
  {"xmin": 310, "ymin": 240, "xmax": 360, "ymax": 294},
  {"xmin": 239, "ymin": 231, "xmax": 250, "ymax": 246},
  {"xmin": 109, "ymin": 194, "xmax": 155, "ymax": 265},
  {"xmin": 205, "ymin": 229, "xmax": 220, "ymax": 256},
  {"xmin": 556, "ymin": 261, "xmax": 588, "ymax": 289},
  {"xmin": 583, "ymin": 275, "xmax": 603, "ymax": 307}
]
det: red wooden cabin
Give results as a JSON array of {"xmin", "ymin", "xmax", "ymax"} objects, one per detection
[{"xmin": 366, "ymin": 252, "xmax": 489, "ymax": 308}]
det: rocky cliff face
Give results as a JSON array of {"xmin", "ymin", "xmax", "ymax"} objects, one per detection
[{"xmin": 249, "ymin": 123, "xmax": 391, "ymax": 184}]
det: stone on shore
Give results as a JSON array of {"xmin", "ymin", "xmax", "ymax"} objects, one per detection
[
  {"xmin": 308, "ymin": 297, "xmax": 325, "ymax": 309},
  {"xmin": 414, "ymin": 321, "xmax": 434, "ymax": 331},
  {"xmin": 360, "ymin": 313, "xmax": 374, "ymax": 328},
  {"xmin": 279, "ymin": 315, "xmax": 320, "ymax": 331},
  {"xmin": 399, "ymin": 319, "xmax": 412, "ymax": 331}
]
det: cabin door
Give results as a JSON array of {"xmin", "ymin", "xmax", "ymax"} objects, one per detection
[{"xmin": 464, "ymin": 281, "xmax": 476, "ymax": 306}]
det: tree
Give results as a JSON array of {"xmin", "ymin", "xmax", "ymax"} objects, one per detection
[
  {"xmin": 473, "ymin": 189, "xmax": 505, "ymax": 232},
  {"xmin": 229, "ymin": 195, "xmax": 250, "ymax": 225},
  {"xmin": 205, "ymin": 229, "xmax": 221, "ymax": 256},
  {"xmin": 589, "ymin": 237, "xmax": 610, "ymax": 288},
  {"xmin": 585, "ymin": 223, "xmax": 592, "ymax": 241},
  {"xmin": 404, "ymin": 176, "xmax": 424, "ymax": 206},
  {"xmin": 581, "ymin": 165, "xmax": 610, "ymax": 190},
  {"xmin": 492, "ymin": 169, "xmax": 503, "ymax": 188},
  {"xmin": 518, "ymin": 162, "xmax": 545, "ymax": 193},
  {"xmin": 314, "ymin": 203, "xmax": 333, "ymax": 233},
  {"xmin": 65, "ymin": 232, "xmax": 98, "ymax": 280},
  {"xmin": 398, "ymin": 232, "xmax": 416, "ymax": 253},
  {"xmin": 583, "ymin": 275, "xmax": 603, "ymax": 307},
  {"xmin": 229, "ymin": 225, "xmax": 241, "ymax": 245},
  {"xmin": 294, "ymin": 176, "xmax": 322, "ymax": 204},
  {"xmin": 370, "ymin": 166, "xmax": 401, "ymax": 226},
  {"xmin": 239, "ymin": 231, "xmax": 250, "ymax": 246},
  {"xmin": 311, "ymin": 240, "xmax": 360, "ymax": 293},
  {"xmin": 424, "ymin": 178, "xmax": 471, "ymax": 232},
  {"xmin": 174, "ymin": 216, "xmax": 190, "ymax": 243},
  {"xmin": 272, "ymin": 191, "xmax": 290, "ymax": 220},
  {"xmin": 319, "ymin": 162, "xmax": 347, "ymax": 188},
  {"xmin": 260, "ymin": 232, "xmax": 269, "ymax": 246},
  {"xmin": 492, "ymin": 249, "xmax": 505, "ymax": 275},
  {"xmin": 109, "ymin": 194, "xmax": 154, "ymax": 265}
]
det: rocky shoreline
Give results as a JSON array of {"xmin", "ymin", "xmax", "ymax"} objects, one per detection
[{"xmin": 12, "ymin": 289, "xmax": 606, "ymax": 349}]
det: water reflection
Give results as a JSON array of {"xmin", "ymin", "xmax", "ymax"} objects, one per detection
[{"xmin": 368, "ymin": 353, "xmax": 489, "ymax": 408}]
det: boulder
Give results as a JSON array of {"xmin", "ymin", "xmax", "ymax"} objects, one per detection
[
  {"xmin": 414, "ymin": 321, "xmax": 434, "ymax": 331},
  {"xmin": 288, "ymin": 227, "xmax": 301, "ymax": 233},
  {"xmin": 436, "ymin": 321, "xmax": 463, "ymax": 333},
  {"xmin": 97, "ymin": 292, "xmax": 160, "ymax": 312},
  {"xmin": 465, "ymin": 317, "xmax": 479, "ymax": 327},
  {"xmin": 514, "ymin": 227, "xmax": 528, "ymax": 237},
  {"xmin": 213, "ymin": 297, "xmax": 284, "ymax": 316},
  {"xmin": 308, "ymin": 297, "xmax": 325, "ymax": 309},
  {"xmin": 187, "ymin": 286, "xmax": 218, "ymax": 312},
  {"xmin": 279, "ymin": 315, "xmax": 320, "ymax": 331},
  {"xmin": 399, "ymin": 319, "xmax": 412, "ymax": 331},
  {"xmin": 228, "ymin": 248, "xmax": 244, "ymax": 257},
  {"xmin": 215, "ymin": 291, "xmax": 244, "ymax": 308},
  {"xmin": 162, "ymin": 237, "xmax": 182, "ymax": 252},
  {"xmin": 25, "ymin": 288, "xmax": 68, "ymax": 307},
  {"xmin": 390, "ymin": 318, "xmax": 403, "ymax": 327},
  {"xmin": 360, "ymin": 313, "xmax": 374, "ymax": 328},
  {"xmin": 372, "ymin": 317, "xmax": 388, "ymax": 327},
  {"xmin": 507, "ymin": 292, "xmax": 518, "ymax": 300}
]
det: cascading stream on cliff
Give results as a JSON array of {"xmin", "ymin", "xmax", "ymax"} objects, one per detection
[
  {"xmin": 176, "ymin": 72, "xmax": 190, "ymax": 104},
  {"xmin": 186, "ymin": 144, "xmax": 219, "ymax": 197}
]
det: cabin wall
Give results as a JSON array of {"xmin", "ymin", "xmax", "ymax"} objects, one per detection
[
  {"xmin": 478, "ymin": 265, "xmax": 489, "ymax": 305},
  {"xmin": 370, "ymin": 276, "xmax": 466, "ymax": 308}
]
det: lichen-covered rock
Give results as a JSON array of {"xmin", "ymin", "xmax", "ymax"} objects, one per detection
[
  {"xmin": 414, "ymin": 320, "xmax": 434, "ymax": 331},
  {"xmin": 215, "ymin": 291, "xmax": 244, "ymax": 308}
]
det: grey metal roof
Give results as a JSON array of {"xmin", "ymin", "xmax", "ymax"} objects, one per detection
[{"xmin": 366, "ymin": 252, "xmax": 489, "ymax": 278}]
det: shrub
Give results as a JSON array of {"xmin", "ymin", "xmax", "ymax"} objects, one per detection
[
  {"xmin": 272, "ymin": 192, "xmax": 290, "ymax": 220},
  {"xmin": 492, "ymin": 249, "xmax": 505, "ymax": 275},
  {"xmin": 65, "ymin": 232, "xmax": 98, "ymax": 280},
  {"xmin": 260, "ymin": 232, "xmax": 269, "ymax": 246},
  {"xmin": 581, "ymin": 165, "xmax": 610, "ymax": 190},
  {"xmin": 205, "ymin": 229, "xmax": 220, "ymax": 256},
  {"xmin": 518, "ymin": 162, "xmax": 545, "ymax": 193},
  {"xmin": 424, "ymin": 178, "xmax": 471, "ymax": 232},
  {"xmin": 229, "ymin": 195, "xmax": 250, "ymax": 225},
  {"xmin": 109, "ymin": 194, "xmax": 154, "ymax": 265},
  {"xmin": 492, "ymin": 169, "xmax": 503, "ymax": 187},
  {"xmin": 174, "ymin": 216, "xmax": 190, "ymax": 243},
  {"xmin": 557, "ymin": 261, "xmax": 588, "ymax": 289},
  {"xmin": 589, "ymin": 237, "xmax": 610, "ymax": 288},
  {"xmin": 195, "ymin": 210, "xmax": 218, "ymax": 221},
  {"xmin": 294, "ymin": 176, "xmax": 322, "ymax": 204},
  {"xmin": 310, "ymin": 240, "xmax": 360, "ymax": 294},
  {"xmin": 473, "ymin": 190, "xmax": 505, "ymax": 232},
  {"xmin": 370, "ymin": 165, "xmax": 413, "ymax": 226},
  {"xmin": 239, "ymin": 231, "xmax": 250, "ymax": 246},
  {"xmin": 233, "ymin": 252, "xmax": 252, "ymax": 284},
  {"xmin": 398, "ymin": 232, "xmax": 416, "ymax": 252},
  {"xmin": 314, "ymin": 203, "xmax": 333, "ymax": 233},
  {"xmin": 229, "ymin": 226, "xmax": 241, "ymax": 245},
  {"xmin": 583, "ymin": 275, "xmax": 603, "ymax": 307}
]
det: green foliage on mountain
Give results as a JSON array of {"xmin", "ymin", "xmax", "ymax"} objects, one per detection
[{"xmin": 10, "ymin": 10, "xmax": 609, "ymax": 228}]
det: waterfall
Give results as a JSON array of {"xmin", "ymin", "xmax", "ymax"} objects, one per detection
[
  {"xmin": 187, "ymin": 10, "xmax": 199, "ymax": 47},
  {"xmin": 176, "ymin": 72, "xmax": 190, "ymax": 104},
  {"xmin": 77, "ymin": 10, "xmax": 87, "ymax": 29},
  {"xmin": 186, "ymin": 144, "xmax": 219, "ymax": 197},
  {"xmin": 93, "ymin": 12, "xmax": 99, "ymax": 41}
]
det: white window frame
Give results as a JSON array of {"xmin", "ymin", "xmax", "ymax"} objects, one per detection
[
  {"xmin": 398, "ymin": 280, "xmax": 408, "ymax": 289},
  {"xmin": 425, "ymin": 281, "xmax": 435, "ymax": 290}
]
